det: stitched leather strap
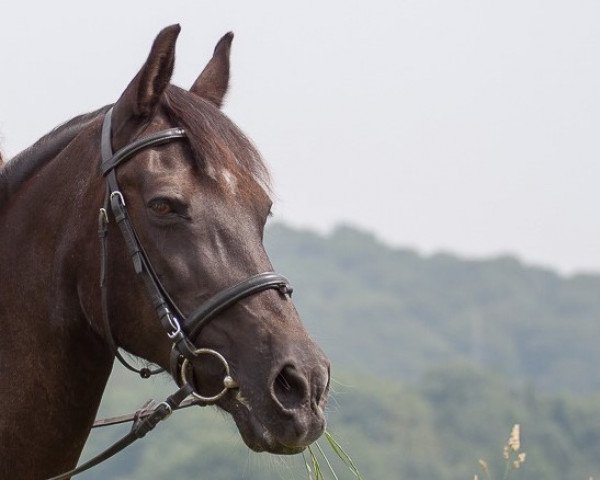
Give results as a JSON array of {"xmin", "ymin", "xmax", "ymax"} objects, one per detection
[
  {"xmin": 100, "ymin": 108, "xmax": 185, "ymax": 175},
  {"xmin": 47, "ymin": 385, "xmax": 193, "ymax": 480},
  {"xmin": 186, "ymin": 272, "xmax": 292, "ymax": 339}
]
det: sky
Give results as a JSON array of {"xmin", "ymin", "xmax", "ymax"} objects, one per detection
[{"xmin": 1, "ymin": 1, "xmax": 599, "ymax": 274}]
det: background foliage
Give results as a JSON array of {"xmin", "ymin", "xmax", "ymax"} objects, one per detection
[{"xmin": 82, "ymin": 223, "xmax": 600, "ymax": 479}]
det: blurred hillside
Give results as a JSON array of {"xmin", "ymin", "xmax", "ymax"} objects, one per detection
[
  {"xmin": 266, "ymin": 223, "xmax": 600, "ymax": 394},
  {"xmin": 80, "ymin": 223, "xmax": 600, "ymax": 480}
]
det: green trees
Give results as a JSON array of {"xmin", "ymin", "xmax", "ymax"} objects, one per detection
[{"xmin": 266, "ymin": 223, "xmax": 600, "ymax": 394}]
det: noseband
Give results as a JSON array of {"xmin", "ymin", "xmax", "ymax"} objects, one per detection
[{"xmin": 99, "ymin": 107, "xmax": 293, "ymax": 401}]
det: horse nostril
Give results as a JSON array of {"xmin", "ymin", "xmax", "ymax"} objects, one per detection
[{"xmin": 272, "ymin": 365, "xmax": 308, "ymax": 411}]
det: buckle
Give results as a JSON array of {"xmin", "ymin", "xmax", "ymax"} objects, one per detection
[
  {"xmin": 166, "ymin": 315, "xmax": 182, "ymax": 340},
  {"xmin": 110, "ymin": 190, "xmax": 126, "ymax": 206}
]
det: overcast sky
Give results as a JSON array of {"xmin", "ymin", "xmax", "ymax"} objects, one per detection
[{"xmin": 1, "ymin": 1, "xmax": 598, "ymax": 274}]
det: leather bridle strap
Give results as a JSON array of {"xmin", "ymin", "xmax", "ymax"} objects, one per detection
[
  {"xmin": 99, "ymin": 207, "xmax": 161, "ymax": 378},
  {"xmin": 47, "ymin": 384, "xmax": 193, "ymax": 480},
  {"xmin": 100, "ymin": 116, "xmax": 185, "ymax": 175},
  {"xmin": 99, "ymin": 108, "xmax": 193, "ymax": 377},
  {"xmin": 170, "ymin": 272, "xmax": 293, "ymax": 381},
  {"xmin": 187, "ymin": 272, "xmax": 293, "ymax": 338}
]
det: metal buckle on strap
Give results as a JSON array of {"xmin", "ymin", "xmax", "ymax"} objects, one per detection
[
  {"xmin": 166, "ymin": 315, "xmax": 182, "ymax": 340},
  {"xmin": 110, "ymin": 190, "xmax": 126, "ymax": 206}
]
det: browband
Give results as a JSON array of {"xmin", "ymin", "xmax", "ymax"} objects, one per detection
[{"xmin": 100, "ymin": 108, "xmax": 186, "ymax": 173}]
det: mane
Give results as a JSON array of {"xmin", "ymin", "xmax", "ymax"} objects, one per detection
[
  {"xmin": 0, "ymin": 106, "xmax": 110, "ymax": 208},
  {"xmin": 162, "ymin": 85, "xmax": 271, "ymax": 195}
]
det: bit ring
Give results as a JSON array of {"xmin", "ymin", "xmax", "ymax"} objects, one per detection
[{"xmin": 180, "ymin": 348, "xmax": 238, "ymax": 403}]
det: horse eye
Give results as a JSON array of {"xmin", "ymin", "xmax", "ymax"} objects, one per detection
[{"xmin": 148, "ymin": 199, "xmax": 173, "ymax": 216}]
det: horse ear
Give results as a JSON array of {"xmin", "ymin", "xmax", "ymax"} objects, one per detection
[
  {"xmin": 111, "ymin": 24, "xmax": 181, "ymax": 145},
  {"xmin": 189, "ymin": 32, "xmax": 233, "ymax": 108}
]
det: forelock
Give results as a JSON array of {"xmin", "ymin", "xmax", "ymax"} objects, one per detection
[{"xmin": 161, "ymin": 86, "xmax": 271, "ymax": 197}]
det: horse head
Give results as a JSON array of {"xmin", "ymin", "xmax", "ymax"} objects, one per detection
[{"xmin": 84, "ymin": 25, "xmax": 330, "ymax": 454}]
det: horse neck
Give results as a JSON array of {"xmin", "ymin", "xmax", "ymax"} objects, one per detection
[{"xmin": 0, "ymin": 134, "xmax": 114, "ymax": 478}]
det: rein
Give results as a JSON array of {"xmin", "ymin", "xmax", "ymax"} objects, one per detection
[
  {"xmin": 92, "ymin": 397, "xmax": 202, "ymax": 429},
  {"xmin": 47, "ymin": 109, "xmax": 293, "ymax": 480}
]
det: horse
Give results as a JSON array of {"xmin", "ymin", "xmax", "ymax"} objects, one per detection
[{"xmin": 0, "ymin": 25, "xmax": 330, "ymax": 479}]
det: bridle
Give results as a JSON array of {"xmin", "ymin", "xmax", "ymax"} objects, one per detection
[
  {"xmin": 47, "ymin": 108, "xmax": 293, "ymax": 480},
  {"xmin": 100, "ymin": 106, "xmax": 292, "ymax": 397}
]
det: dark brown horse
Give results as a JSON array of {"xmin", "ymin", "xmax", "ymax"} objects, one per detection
[{"xmin": 0, "ymin": 25, "xmax": 330, "ymax": 479}]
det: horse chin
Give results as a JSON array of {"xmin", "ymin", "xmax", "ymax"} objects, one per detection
[{"xmin": 218, "ymin": 394, "xmax": 307, "ymax": 455}]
